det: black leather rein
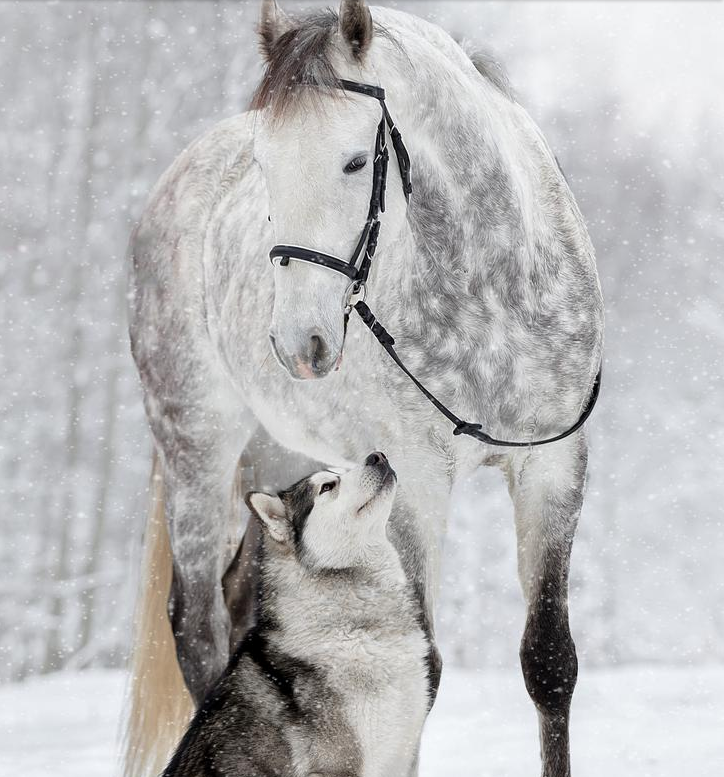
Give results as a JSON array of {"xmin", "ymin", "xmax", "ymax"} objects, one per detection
[{"xmin": 268, "ymin": 78, "xmax": 601, "ymax": 448}]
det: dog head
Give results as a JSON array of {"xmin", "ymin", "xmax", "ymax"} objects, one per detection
[{"xmin": 245, "ymin": 452, "xmax": 396, "ymax": 570}]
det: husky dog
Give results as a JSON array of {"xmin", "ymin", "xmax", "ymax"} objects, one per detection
[{"xmin": 163, "ymin": 452, "xmax": 433, "ymax": 777}]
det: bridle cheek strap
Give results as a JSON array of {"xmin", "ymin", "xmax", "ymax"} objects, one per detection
[
  {"xmin": 267, "ymin": 78, "xmax": 602, "ymax": 448},
  {"xmin": 269, "ymin": 80, "xmax": 407, "ymax": 288}
]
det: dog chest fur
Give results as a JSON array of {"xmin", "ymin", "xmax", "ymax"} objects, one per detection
[{"xmin": 267, "ymin": 547, "xmax": 431, "ymax": 777}]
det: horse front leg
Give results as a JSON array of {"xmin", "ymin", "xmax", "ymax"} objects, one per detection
[
  {"xmin": 155, "ymin": 407, "xmax": 256, "ymax": 706},
  {"xmin": 505, "ymin": 431, "xmax": 588, "ymax": 777}
]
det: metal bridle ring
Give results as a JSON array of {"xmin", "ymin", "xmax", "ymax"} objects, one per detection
[{"xmin": 343, "ymin": 280, "xmax": 367, "ymax": 312}]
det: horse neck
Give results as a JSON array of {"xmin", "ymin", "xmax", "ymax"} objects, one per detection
[{"xmin": 372, "ymin": 14, "xmax": 590, "ymax": 311}]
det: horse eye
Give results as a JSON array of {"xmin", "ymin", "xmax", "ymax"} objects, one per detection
[
  {"xmin": 344, "ymin": 155, "xmax": 367, "ymax": 174},
  {"xmin": 319, "ymin": 481, "xmax": 336, "ymax": 494}
]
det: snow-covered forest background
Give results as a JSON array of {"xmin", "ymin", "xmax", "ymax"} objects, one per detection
[{"xmin": 2, "ymin": 0, "xmax": 723, "ymax": 689}]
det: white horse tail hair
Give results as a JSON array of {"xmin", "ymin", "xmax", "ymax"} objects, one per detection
[{"xmin": 123, "ymin": 449, "xmax": 193, "ymax": 777}]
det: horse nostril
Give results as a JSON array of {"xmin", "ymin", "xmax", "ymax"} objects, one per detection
[
  {"xmin": 309, "ymin": 334, "xmax": 329, "ymax": 368},
  {"xmin": 365, "ymin": 451, "xmax": 386, "ymax": 467}
]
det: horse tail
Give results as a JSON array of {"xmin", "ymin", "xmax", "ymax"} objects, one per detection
[{"xmin": 123, "ymin": 449, "xmax": 193, "ymax": 777}]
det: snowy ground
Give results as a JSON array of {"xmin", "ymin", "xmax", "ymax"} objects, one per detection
[{"xmin": 1, "ymin": 664, "xmax": 723, "ymax": 776}]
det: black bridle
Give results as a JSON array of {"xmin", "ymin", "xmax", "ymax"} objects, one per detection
[
  {"xmin": 268, "ymin": 79, "xmax": 601, "ymax": 448},
  {"xmin": 269, "ymin": 79, "xmax": 410, "ymax": 289}
]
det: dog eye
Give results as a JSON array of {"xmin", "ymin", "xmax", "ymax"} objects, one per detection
[
  {"xmin": 344, "ymin": 155, "xmax": 367, "ymax": 174},
  {"xmin": 319, "ymin": 481, "xmax": 336, "ymax": 494}
]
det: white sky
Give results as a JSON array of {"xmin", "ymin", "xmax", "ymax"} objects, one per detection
[{"xmin": 393, "ymin": 1, "xmax": 724, "ymax": 157}]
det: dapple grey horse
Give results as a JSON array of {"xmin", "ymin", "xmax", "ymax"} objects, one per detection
[{"xmin": 126, "ymin": 2, "xmax": 603, "ymax": 776}]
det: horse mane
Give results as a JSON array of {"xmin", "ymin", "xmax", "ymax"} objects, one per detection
[{"xmin": 465, "ymin": 47, "xmax": 515, "ymax": 101}]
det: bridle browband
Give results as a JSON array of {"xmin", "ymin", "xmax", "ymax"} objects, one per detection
[{"xmin": 268, "ymin": 78, "xmax": 601, "ymax": 448}]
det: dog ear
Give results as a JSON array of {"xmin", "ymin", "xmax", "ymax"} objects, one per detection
[
  {"xmin": 338, "ymin": 0, "xmax": 373, "ymax": 60},
  {"xmin": 245, "ymin": 491, "xmax": 291, "ymax": 544},
  {"xmin": 258, "ymin": 0, "xmax": 293, "ymax": 62}
]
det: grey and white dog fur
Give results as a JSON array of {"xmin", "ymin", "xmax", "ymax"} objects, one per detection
[
  {"xmin": 126, "ymin": 2, "xmax": 604, "ymax": 776},
  {"xmin": 163, "ymin": 454, "xmax": 431, "ymax": 777}
]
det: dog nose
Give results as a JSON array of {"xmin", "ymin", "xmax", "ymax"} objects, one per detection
[{"xmin": 365, "ymin": 451, "xmax": 388, "ymax": 467}]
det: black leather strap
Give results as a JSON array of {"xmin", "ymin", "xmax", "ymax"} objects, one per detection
[
  {"xmin": 339, "ymin": 79, "xmax": 411, "ymax": 204},
  {"xmin": 269, "ymin": 245, "xmax": 360, "ymax": 279},
  {"xmin": 353, "ymin": 300, "xmax": 601, "ymax": 448},
  {"xmin": 337, "ymin": 78, "xmax": 385, "ymax": 101},
  {"xmin": 380, "ymin": 100, "xmax": 412, "ymax": 200}
]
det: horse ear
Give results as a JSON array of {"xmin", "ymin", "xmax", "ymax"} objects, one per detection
[
  {"xmin": 245, "ymin": 491, "xmax": 291, "ymax": 545},
  {"xmin": 338, "ymin": 0, "xmax": 373, "ymax": 60},
  {"xmin": 258, "ymin": 0, "xmax": 292, "ymax": 62}
]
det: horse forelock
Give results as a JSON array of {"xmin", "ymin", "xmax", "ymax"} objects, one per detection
[
  {"xmin": 250, "ymin": 8, "xmax": 407, "ymax": 120},
  {"xmin": 251, "ymin": 9, "xmax": 339, "ymax": 119},
  {"xmin": 249, "ymin": 4, "xmax": 513, "ymax": 125}
]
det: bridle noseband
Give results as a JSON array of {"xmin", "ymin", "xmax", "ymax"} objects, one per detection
[{"xmin": 267, "ymin": 78, "xmax": 602, "ymax": 448}]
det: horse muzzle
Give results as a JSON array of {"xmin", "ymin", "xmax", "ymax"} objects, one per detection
[{"xmin": 269, "ymin": 329, "xmax": 341, "ymax": 380}]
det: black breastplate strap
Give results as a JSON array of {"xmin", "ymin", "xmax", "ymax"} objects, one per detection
[{"xmin": 268, "ymin": 78, "xmax": 602, "ymax": 448}]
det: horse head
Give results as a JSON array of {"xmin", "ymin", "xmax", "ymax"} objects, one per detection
[{"xmin": 253, "ymin": 0, "xmax": 409, "ymax": 380}]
